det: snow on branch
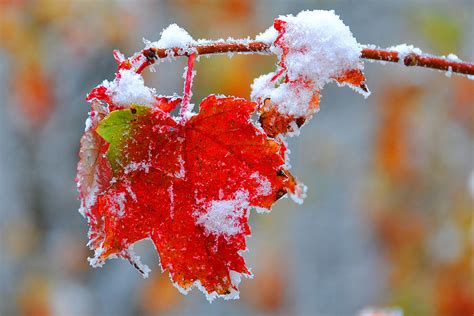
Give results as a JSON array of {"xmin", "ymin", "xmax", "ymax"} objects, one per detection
[{"xmin": 139, "ymin": 42, "xmax": 474, "ymax": 78}]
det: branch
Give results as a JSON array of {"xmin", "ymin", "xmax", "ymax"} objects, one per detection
[
  {"xmin": 139, "ymin": 41, "xmax": 474, "ymax": 77},
  {"xmin": 361, "ymin": 47, "xmax": 474, "ymax": 76}
]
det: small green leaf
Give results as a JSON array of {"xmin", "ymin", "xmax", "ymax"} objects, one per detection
[{"xmin": 96, "ymin": 105, "xmax": 150, "ymax": 172}]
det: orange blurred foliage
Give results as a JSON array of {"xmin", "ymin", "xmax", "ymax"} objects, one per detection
[
  {"xmin": 139, "ymin": 273, "xmax": 182, "ymax": 315},
  {"xmin": 12, "ymin": 63, "xmax": 53, "ymax": 127},
  {"xmin": 375, "ymin": 85, "xmax": 422, "ymax": 180}
]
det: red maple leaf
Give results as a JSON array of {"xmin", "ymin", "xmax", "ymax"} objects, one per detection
[{"xmin": 77, "ymin": 95, "xmax": 299, "ymax": 300}]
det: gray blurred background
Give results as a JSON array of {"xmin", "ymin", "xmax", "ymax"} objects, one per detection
[{"xmin": 1, "ymin": 1, "xmax": 473, "ymax": 315}]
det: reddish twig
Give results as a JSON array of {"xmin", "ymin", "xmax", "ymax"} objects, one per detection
[
  {"xmin": 140, "ymin": 41, "xmax": 474, "ymax": 77},
  {"xmin": 361, "ymin": 48, "xmax": 474, "ymax": 75}
]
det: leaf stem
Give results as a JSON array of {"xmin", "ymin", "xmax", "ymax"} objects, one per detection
[
  {"xmin": 140, "ymin": 41, "xmax": 474, "ymax": 77},
  {"xmin": 180, "ymin": 52, "xmax": 196, "ymax": 121}
]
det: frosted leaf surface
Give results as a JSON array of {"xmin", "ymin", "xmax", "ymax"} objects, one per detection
[{"xmin": 78, "ymin": 94, "xmax": 301, "ymax": 301}]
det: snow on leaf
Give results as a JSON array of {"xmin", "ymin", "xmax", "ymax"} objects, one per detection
[
  {"xmin": 87, "ymin": 69, "xmax": 157, "ymax": 107},
  {"xmin": 258, "ymin": 91, "xmax": 320, "ymax": 138},
  {"xmin": 79, "ymin": 95, "xmax": 299, "ymax": 301},
  {"xmin": 251, "ymin": 10, "xmax": 369, "ymax": 137}
]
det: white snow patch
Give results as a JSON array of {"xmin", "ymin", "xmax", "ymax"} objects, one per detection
[
  {"xmin": 275, "ymin": 10, "xmax": 362, "ymax": 87},
  {"xmin": 195, "ymin": 190, "xmax": 249, "ymax": 237},
  {"xmin": 102, "ymin": 69, "xmax": 156, "ymax": 106},
  {"xmin": 148, "ymin": 24, "xmax": 196, "ymax": 54}
]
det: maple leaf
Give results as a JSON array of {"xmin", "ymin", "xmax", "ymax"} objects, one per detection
[{"xmin": 78, "ymin": 95, "xmax": 300, "ymax": 300}]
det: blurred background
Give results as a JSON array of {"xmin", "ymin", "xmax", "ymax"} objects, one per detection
[{"xmin": 0, "ymin": 0, "xmax": 473, "ymax": 315}]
